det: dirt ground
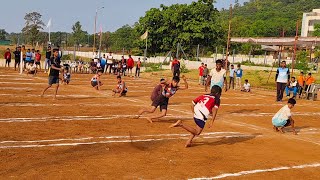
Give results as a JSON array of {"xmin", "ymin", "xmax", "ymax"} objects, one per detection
[{"xmin": 0, "ymin": 67, "xmax": 319, "ymax": 179}]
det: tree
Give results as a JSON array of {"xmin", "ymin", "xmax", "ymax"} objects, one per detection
[
  {"xmin": 313, "ymin": 24, "xmax": 320, "ymax": 37},
  {"xmin": 22, "ymin": 12, "xmax": 45, "ymax": 46},
  {"xmin": 295, "ymin": 51, "xmax": 311, "ymax": 73},
  {"xmin": 71, "ymin": 21, "xmax": 87, "ymax": 46},
  {"xmin": 0, "ymin": 29, "xmax": 8, "ymax": 40},
  {"xmin": 109, "ymin": 25, "xmax": 138, "ymax": 52}
]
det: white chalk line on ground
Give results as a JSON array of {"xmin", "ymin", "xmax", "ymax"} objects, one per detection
[
  {"xmin": 189, "ymin": 163, "xmax": 320, "ymax": 180},
  {"xmin": 0, "ymin": 132, "xmax": 258, "ymax": 149}
]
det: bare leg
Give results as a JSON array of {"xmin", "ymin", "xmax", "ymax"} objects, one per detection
[
  {"xmin": 170, "ymin": 120, "xmax": 203, "ymax": 147},
  {"xmin": 146, "ymin": 109, "xmax": 167, "ymax": 123},
  {"xmin": 41, "ymin": 85, "xmax": 52, "ymax": 97},
  {"xmin": 278, "ymin": 127, "xmax": 285, "ymax": 134},
  {"xmin": 135, "ymin": 106, "xmax": 157, "ymax": 119},
  {"xmin": 53, "ymin": 84, "xmax": 59, "ymax": 100}
]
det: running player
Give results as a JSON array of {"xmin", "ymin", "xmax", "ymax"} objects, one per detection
[
  {"xmin": 112, "ymin": 75, "xmax": 128, "ymax": 97},
  {"xmin": 136, "ymin": 75, "xmax": 188, "ymax": 123},
  {"xmin": 170, "ymin": 85, "xmax": 222, "ymax": 147}
]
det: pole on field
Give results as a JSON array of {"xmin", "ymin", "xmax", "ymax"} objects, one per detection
[
  {"xmin": 197, "ymin": 44, "xmax": 200, "ymax": 61},
  {"xmin": 176, "ymin": 43, "xmax": 179, "ymax": 59},
  {"xmin": 292, "ymin": 20, "xmax": 300, "ymax": 75},
  {"xmin": 225, "ymin": 3, "xmax": 233, "ymax": 70},
  {"xmin": 19, "ymin": 48, "xmax": 23, "ymax": 75}
]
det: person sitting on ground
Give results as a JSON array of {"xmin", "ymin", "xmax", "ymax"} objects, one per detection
[
  {"xmin": 26, "ymin": 62, "xmax": 37, "ymax": 76},
  {"xmin": 241, "ymin": 79, "xmax": 251, "ymax": 92},
  {"xmin": 63, "ymin": 69, "xmax": 71, "ymax": 85},
  {"xmin": 272, "ymin": 98, "xmax": 297, "ymax": 135},
  {"xmin": 112, "ymin": 75, "xmax": 128, "ymax": 97},
  {"xmin": 91, "ymin": 70, "xmax": 103, "ymax": 90},
  {"xmin": 285, "ymin": 77, "xmax": 298, "ymax": 99}
]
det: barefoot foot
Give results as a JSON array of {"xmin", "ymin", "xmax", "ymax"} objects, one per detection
[
  {"xmin": 169, "ymin": 120, "xmax": 182, "ymax": 128},
  {"xmin": 146, "ymin": 117, "xmax": 153, "ymax": 123}
]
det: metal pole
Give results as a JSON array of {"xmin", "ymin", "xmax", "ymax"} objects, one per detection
[
  {"xmin": 176, "ymin": 43, "xmax": 179, "ymax": 59},
  {"xmin": 292, "ymin": 20, "xmax": 299, "ymax": 75},
  {"xmin": 233, "ymin": 49, "xmax": 235, "ymax": 64},
  {"xmin": 215, "ymin": 46, "xmax": 218, "ymax": 61},
  {"xmin": 225, "ymin": 3, "xmax": 233, "ymax": 69}
]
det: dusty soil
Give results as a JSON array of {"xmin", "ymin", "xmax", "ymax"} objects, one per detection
[{"xmin": 0, "ymin": 68, "xmax": 319, "ymax": 179}]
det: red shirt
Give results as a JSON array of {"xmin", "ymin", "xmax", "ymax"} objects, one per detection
[
  {"xmin": 199, "ymin": 66, "xmax": 204, "ymax": 76},
  {"xmin": 127, "ymin": 57, "xmax": 134, "ymax": 67},
  {"xmin": 4, "ymin": 52, "xmax": 11, "ymax": 60},
  {"xmin": 35, "ymin": 53, "xmax": 41, "ymax": 61}
]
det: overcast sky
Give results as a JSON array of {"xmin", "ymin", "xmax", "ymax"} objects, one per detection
[{"xmin": 0, "ymin": 0, "xmax": 247, "ymax": 33}]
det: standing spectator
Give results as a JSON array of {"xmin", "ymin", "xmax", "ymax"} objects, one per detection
[
  {"xmin": 135, "ymin": 58, "xmax": 142, "ymax": 78},
  {"xmin": 35, "ymin": 50, "xmax": 41, "ymax": 71},
  {"xmin": 305, "ymin": 73, "xmax": 316, "ymax": 91},
  {"xmin": 31, "ymin": 49, "xmax": 36, "ymax": 64},
  {"xmin": 25, "ymin": 49, "xmax": 32, "ymax": 64},
  {"xmin": 122, "ymin": 59, "xmax": 127, "ymax": 76},
  {"xmin": 202, "ymin": 64, "xmax": 209, "ymax": 86},
  {"xmin": 45, "ymin": 46, "xmax": 52, "ymax": 73},
  {"xmin": 275, "ymin": 61, "xmax": 290, "ymax": 102},
  {"xmin": 198, "ymin": 63, "xmax": 204, "ymax": 85},
  {"xmin": 297, "ymin": 72, "xmax": 305, "ymax": 98},
  {"xmin": 172, "ymin": 58, "xmax": 181, "ymax": 77},
  {"xmin": 13, "ymin": 46, "xmax": 21, "ymax": 71},
  {"xmin": 93, "ymin": 51, "xmax": 99, "ymax": 63},
  {"xmin": 90, "ymin": 59, "xmax": 97, "ymax": 74},
  {"xmin": 101, "ymin": 54, "xmax": 107, "ymax": 73},
  {"xmin": 127, "ymin": 55, "xmax": 134, "ymax": 77},
  {"xmin": 229, "ymin": 64, "xmax": 236, "ymax": 90},
  {"xmin": 57, "ymin": 45, "xmax": 62, "ymax": 60},
  {"xmin": 4, "ymin": 48, "xmax": 11, "ymax": 68},
  {"xmin": 106, "ymin": 52, "xmax": 113, "ymax": 74},
  {"xmin": 236, "ymin": 64, "xmax": 243, "ymax": 90}
]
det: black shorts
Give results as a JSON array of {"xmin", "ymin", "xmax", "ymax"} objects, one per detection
[
  {"xmin": 152, "ymin": 95, "xmax": 169, "ymax": 111},
  {"xmin": 15, "ymin": 59, "xmax": 20, "ymax": 64},
  {"xmin": 194, "ymin": 118, "xmax": 205, "ymax": 129},
  {"xmin": 91, "ymin": 81, "xmax": 101, "ymax": 87},
  {"xmin": 6, "ymin": 59, "xmax": 11, "ymax": 63},
  {"xmin": 284, "ymin": 120, "xmax": 292, "ymax": 127},
  {"xmin": 35, "ymin": 61, "xmax": 40, "ymax": 65},
  {"xmin": 48, "ymin": 76, "xmax": 59, "ymax": 85}
]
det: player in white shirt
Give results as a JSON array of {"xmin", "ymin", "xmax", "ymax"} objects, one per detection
[
  {"xmin": 241, "ymin": 79, "xmax": 251, "ymax": 92},
  {"xmin": 272, "ymin": 98, "xmax": 297, "ymax": 135},
  {"xmin": 205, "ymin": 59, "xmax": 227, "ymax": 93},
  {"xmin": 170, "ymin": 85, "xmax": 222, "ymax": 147}
]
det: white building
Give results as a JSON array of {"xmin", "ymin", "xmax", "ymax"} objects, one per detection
[{"xmin": 301, "ymin": 9, "xmax": 320, "ymax": 37}]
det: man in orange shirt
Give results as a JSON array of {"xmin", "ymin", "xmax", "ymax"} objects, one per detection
[
  {"xmin": 305, "ymin": 73, "xmax": 315, "ymax": 91},
  {"xmin": 297, "ymin": 72, "xmax": 305, "ymax": 98}
]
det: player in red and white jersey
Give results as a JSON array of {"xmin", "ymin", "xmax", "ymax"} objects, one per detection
[{"xmin": 170, "ymin": 85, "xmax": 222, "ymax": 148}]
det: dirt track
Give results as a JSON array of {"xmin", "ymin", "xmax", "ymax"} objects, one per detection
[{"xmin": 0, "ymin": 68, "xmax": 319, "ymax": 179}]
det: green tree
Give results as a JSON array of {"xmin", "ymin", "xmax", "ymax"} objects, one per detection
[
  {"xmin": 0, "ymin": 29, "xmax": 8, "ymax": 40},
  {"xmin": 313, "ymin": 24, "xmax": 320, "ymax": 37},
  {"xmin": 71, "ymin": 21, "xmax": 87, "ymax": 46},
  {"xmin": 109, "ymin": 25, "xmax": 137, "ymax": 52},
  {"xmin": 295, "ymin": 51, "xmax": 311, "ymax": 73},
  {"xmin": 22, "ymin": 12, "xmax": 45, "ymax": 46}
]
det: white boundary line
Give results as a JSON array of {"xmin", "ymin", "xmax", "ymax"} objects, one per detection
[{"xmin": 190, "ymin": 163, "xmax": 320, "ymax": 179}]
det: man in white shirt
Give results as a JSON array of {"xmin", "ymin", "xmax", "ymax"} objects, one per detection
[
  {"xmin": 205, "ymin": 59, "xmax": 227, "ymax": 93},
  {"xmin": 285, "ymin": 77, "xmax": 298, "ymax": 99},
  {"xmin": 106, "ymin": 52, "xmax": 113, "ymax": 74},
  {"xmin": 93, "ymin": 51, "xmax": 99, "ymax": 63},
  {"xmin": 272, "ymin": 98, "xmax": 297, "ymax": 135}
]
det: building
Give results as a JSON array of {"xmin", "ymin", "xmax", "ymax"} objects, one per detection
[{"xmin": 301, "ymin": 9, "xmax": 320, "ymax": 37}]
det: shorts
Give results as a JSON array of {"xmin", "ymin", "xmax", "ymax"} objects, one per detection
[
  {"xmin": 128, "ymin": 66, "xmax": 133, "ymax": 69},
  {"xmin": 121, "ymin": 90, "xmax": 128, "ymax": 95},
  {"xmin": 194, "ymin": 117, "xmax": 206, "ymax": 129},
  {"xmin": 91, "ymin": 81, "xmax": 100, "ymax": 87},
  {"xmin": 272, "ymin": 118, "xmax": 290, "ymax": 127},
  {"xmin": 35, "ymin": 61, "xmax": 40, "ymax": 65},
  {"xmin": 64, "ymin": 79, "xmax": 70, "ymax": 84},
  {"xmin": 152, "ymin": 95, "xmax": 169, "ymax": 111},
  {"xmin": 48, "ymin": 76, "xmax": 59, "ymax": 85},
  {"xmin": 6, "ymin": 59, "xmax": 11, "ymax": 63}
]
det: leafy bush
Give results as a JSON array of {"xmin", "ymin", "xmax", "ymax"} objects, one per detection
[
  {"xmin": 144, "ymin": 63, "xmax": 163, "ymax": 72},
  {"xmin": 295, "ymin": 51, "xmax": 311, "ymax": 73},
  {"xmin": 180, "ymin": 62, "xmax": 190, "ymax": 73}
]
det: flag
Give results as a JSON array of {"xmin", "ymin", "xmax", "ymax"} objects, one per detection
[
  {"xmin": 46, "ymin": 18, "xmax": 52, "ymax": 29},
  {"xmin": 140, "ymin": 30, "xmax": 148, "ymax": 40}
]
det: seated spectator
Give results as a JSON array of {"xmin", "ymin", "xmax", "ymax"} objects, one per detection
[
  {"xmin": 241, "ymin": 79, "xmax": 251, "ymax": 92},
  {"xmin": 285, "ymin": 77, "xmax": 298, "ymax": 99},
  {"xmin": 26, "ymin": 62, "xmax": 37, "ymax": 76},
  {"xmin": 90, "ymin": 59, "xmax": 97, "ymax": 74},
  {"xmin": 305, "ymin": 73, "xmax": 315, "ymax": 91}
]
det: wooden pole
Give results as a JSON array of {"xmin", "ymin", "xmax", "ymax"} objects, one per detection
[
  {"xmin": 225, "ymin": 3, "xmax": 233, "ymax": 70},
  {"xmin": 93, "ymin": 10, "xmax": 97, "ymax": 53},
  {"xmin": 292, "ymin": 20, "xmax": 299, "ymax": 75}
]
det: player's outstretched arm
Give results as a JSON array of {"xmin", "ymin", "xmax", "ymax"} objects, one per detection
[
  {"xmin": 209, "ymin": 108, "xmax": 218, "ymax": 128},
  {"xmin": 289, "ymin": 117, "xmax": 297, "ymax": 135}
]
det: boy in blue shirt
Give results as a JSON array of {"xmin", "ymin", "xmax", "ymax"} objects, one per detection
[
  {"xmin": 236, "ymin": 64, "xmax": 243, "ymax": 90},
  {"xmin": 275, "ymin": 61, "xmax": 290, "ymax": 102}
]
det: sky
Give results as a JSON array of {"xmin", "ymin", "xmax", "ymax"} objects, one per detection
[{"xmin": 0, "ymin": 0, "xmax": 247, "ymax": 34}]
